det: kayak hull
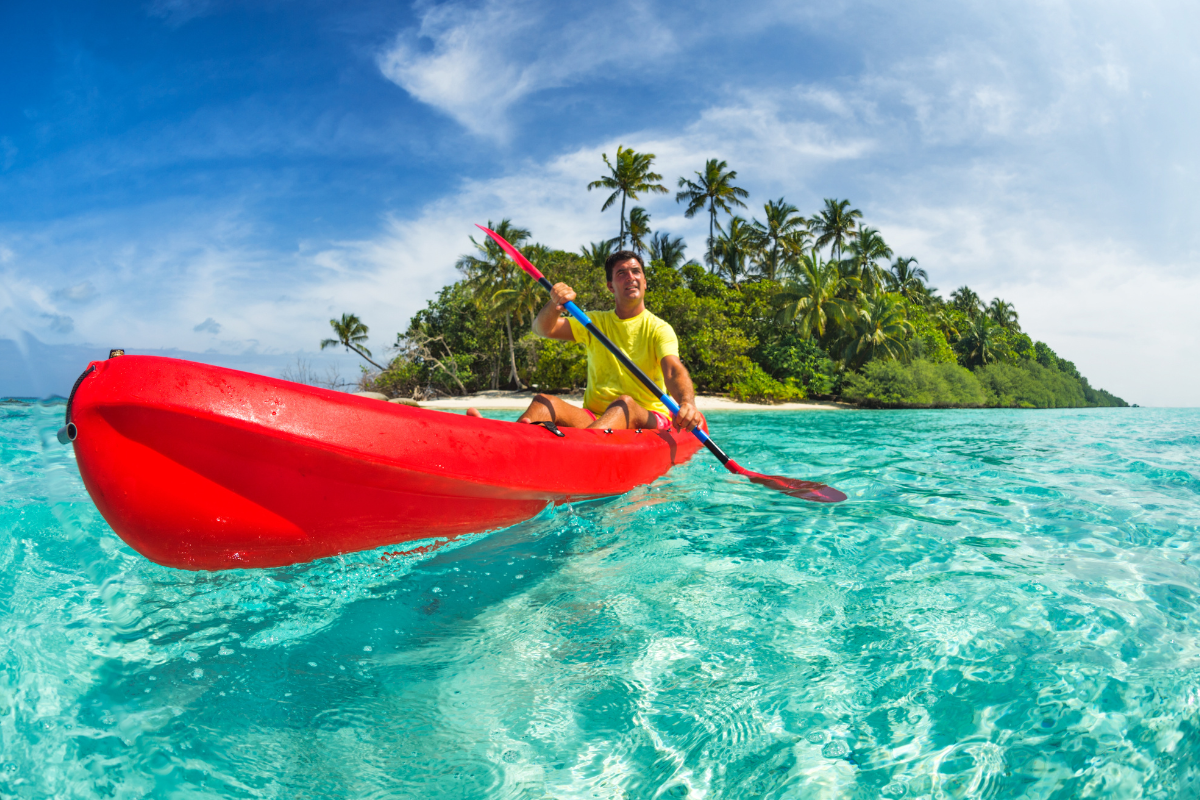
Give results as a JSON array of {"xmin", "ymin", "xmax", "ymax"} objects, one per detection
[{"xmin": 68, "ymin": 356, "xmax": 702, "ymax": 570}]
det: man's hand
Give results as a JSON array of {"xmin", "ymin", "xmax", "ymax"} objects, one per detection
[
  {"xmin": 661, "ymin": 355, "xmax": 701, "ymax": 432},
  {"xmin": 534, "ymin": 283, "xmax": 579, "ymax": 340},
  {"xmin": 550, "ymin": 283, "xmax": 576, "ymax": 311},
  {"xmin": 672, "ymin": 400, "xmax": 703, "ymax": 433}
]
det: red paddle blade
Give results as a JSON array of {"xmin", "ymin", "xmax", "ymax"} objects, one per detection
[
  {"xmin": 476, "ymin": 225, "xmax": 546, "ymax": 282},
  {"xmin": 726, "ymin": 460, "xmax": 847, "ymax": 503}
]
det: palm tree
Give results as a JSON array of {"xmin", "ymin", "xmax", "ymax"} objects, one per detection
[
  {"xmin": 773, "ymin": 253, "xmax": 857, "ymax": 341},
  {"xmin": 958, "ymin": 314, "xmax": 1004, "ymax": 367},
  {"xmin": 320, "ymin": 313, "xmax": 385, "ymax": 370},
  {"xmin": 950, "ymin": 286, "xmax": 983, "ymax": 318},
  {"xmin": 456, "ymin": 219, "xmax": 533, "ymax": 389},
  {"xmin": 587, "ymin": 146, "xmax": 668, "ymax": 249},
  {"xmin": 987, "ymin": 298, "xmax": 1020, "ymax": 331},
  {"xmin": 580, "ymin": 240, "xmax": 615, "ymax": 272},
  {"xmin": 844, "ymin": 227, "xmax": 893, "ymax": 295},
  {"xmin": 625, "ymin": 206, "xmax": 652, "ymax": 255},
  {"xmin": 676, "ymin": 158, "xmax": 749, "ymax": 269},
  {"xmin": 493, "ymin": 243, "xmax": 551, "ymax": 328},
  {"xmin": 886, "ymin": 257, "xmax": 931, "ymax": 304},
  {"xmin": 930, "ymin": 304, "xmax": 961, "ymax": 340},
  {"xmin": 648, "ymin": 232, "xmax": 689, "ymax": 270},
  {"xmin": 713, "ymin": 216, "xmax": 757, "ymax": 286},
  {"xmin": 810, "ymin": 198, "xmax": 863, "ymax": 264},
  {"xmin": 750, "ymin": 198, "xmax": 808, "ymax": 282},
  {"xmin": 836, "ymin": 293, "xmax": 913, "ymax": 369}
]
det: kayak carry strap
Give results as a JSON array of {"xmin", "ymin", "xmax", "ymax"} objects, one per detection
[
  {"xmin": 530, "ymin": 420, "xmax": 565, "ymax": 438},
  {"xmin": 58, "ymin": 363, "xmax": 95, "ymax": 444}
]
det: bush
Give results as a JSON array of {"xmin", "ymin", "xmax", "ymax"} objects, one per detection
[
  {"xmin": 729, "ymin": 362, "xmax": 804, "ymax": 403},
  {"xmin": 647, "ymin": 279, "xmax": 755, "ymax": 393},
  {"xmin": 906, "ymin": 306, "xmax": 957, "ymax": 364},
  {"xmin": 527, "ymin": 336, "xmax": 586, "ymax": 392},
  {"xmin": 841, "ymin": 359, "xmax": 988, "ymax": 407},
  {"xmin": 753, "ymin": 330, "xmax": 840, "ymax": 395},
  {"xmin": 975, "ymin": 360, "xmax": 1087, "ymax": 408},
  {"xmin": 839, "ymin": 357, "xmax": 1128, "ymax": 409},
  {"xmin": 365, "ymin": 360, "xmax": 422, "ymax": 398}
]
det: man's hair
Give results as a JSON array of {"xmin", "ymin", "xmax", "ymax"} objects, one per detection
[{"xmin": 604, "ymin": 250, "xmax": 645, "ymax": 282}]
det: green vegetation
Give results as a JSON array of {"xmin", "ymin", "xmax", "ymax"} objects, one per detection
[{"xmin": 328, "ymin": 149, "xmax": 1126, "ymax": 408}]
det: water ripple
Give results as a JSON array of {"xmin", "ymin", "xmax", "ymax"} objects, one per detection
[{"xmin": 2, "ymin": 403, "xmax": 1199, "ymax": 797}]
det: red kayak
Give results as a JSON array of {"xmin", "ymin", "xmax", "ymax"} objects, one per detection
[{"xmin": 65, "ymin": 355, "xmax": 702, "ymax": 570}]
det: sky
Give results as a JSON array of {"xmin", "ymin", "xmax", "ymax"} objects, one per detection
[{"xmin": 1, "ymin": 0, "xmax": 1197, "ymax": 404}]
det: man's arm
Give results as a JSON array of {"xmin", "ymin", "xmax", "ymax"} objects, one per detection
[
  {"xmin": 661, "ymin": 355, "xmax": 703, "ymax": 432},
  {"xmin": 532, "ymin": 282, "xmax": 577, "ymax": 341}
]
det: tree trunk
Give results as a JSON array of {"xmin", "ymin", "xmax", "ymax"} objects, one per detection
[
  {"xmin": 504, "ymin": 314, "xmax": 525, "ymax": 389},
  {"xmin": 708, "ymin": 202, "xmax": 716, "ymax": 271},
  {"xmin": 619, "ymin": 192, "xmax": 627, "ymax": 249},
  {"xmin": 350, "ymin": 345, "xmax": 386, "ymax": 371}
]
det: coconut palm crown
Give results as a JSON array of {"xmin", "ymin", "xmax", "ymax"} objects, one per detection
[
  {"xmin": 321, "ymin": 312, "xmax": 384, "ymax": 370},
  {"xmin": 810, "ymin": 198, "xmax": 864, "ymax": 264},
  {"xmin": 457, "ymin": 218, "xmax": 534, "ymax": 389},
  {"xmin": 624, "ymin": 206, "xmax": 652, "ymax": 256},
  {"xmin": 950, "ymin": 286, "xmax": 984, "ymax": 318},
  {"xmin": 987, "ymin": 298, "xmax": 1020, "ymax": 331},
  {"xmin": 649, "ymin": 232, "xmax": 690, "ymax": 270},
  {"xmin": 713, "ymin": 216, "xmax": 757, "ymax": 286},
  {"xmin": 676, "ymin": 159, "xmax": 749, "ymax": 269},
  {"xmin": 886, "ymin": 257, "xmax": 931, "ymax": 304},
  {"xmin": 587, "ymin": 146, "xmax": 668, "ymax": 249},
  {"xmin": 773, "ymin": 253, "xmax": 857, "ymax": 341},
  {"xmin": 751, "ymin": 198, "xmax": 809, "ymax": 282},
  {"xmin": 845, "ymin": 227, "xmax": 894, "ymax": 295}
]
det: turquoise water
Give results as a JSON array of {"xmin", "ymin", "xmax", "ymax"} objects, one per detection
[{"xmin": 2, "ymin": 402, "xmax": 1199, "ymax": 799}]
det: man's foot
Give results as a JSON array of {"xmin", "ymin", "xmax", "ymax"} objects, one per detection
[{"xmin": 466, "ymin": 408, "xmax": 483, "ymax": 418}]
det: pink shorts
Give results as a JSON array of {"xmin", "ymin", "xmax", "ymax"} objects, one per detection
[{"xmin": 584, "ymin": 408, "xmax": 673, "ymax": 431}]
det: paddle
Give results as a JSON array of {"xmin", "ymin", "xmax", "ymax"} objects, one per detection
[{"xmin": 476, "ymin": 225, "xmax": 847, "ymax": 503}]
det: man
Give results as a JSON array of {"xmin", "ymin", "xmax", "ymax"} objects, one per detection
[{"xmin": 472, "ymin": 250, "xmax": 703, "ymax": 432}]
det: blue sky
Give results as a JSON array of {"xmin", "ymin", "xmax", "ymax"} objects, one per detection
[{"xmin": 2, "ymin": 0, "xmax": 1197, "ymax": 404}]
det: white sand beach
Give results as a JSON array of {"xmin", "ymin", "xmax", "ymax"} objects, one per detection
[{"xmin": 399, "ymin": 390, "xmax": 852, "ymax": 411}]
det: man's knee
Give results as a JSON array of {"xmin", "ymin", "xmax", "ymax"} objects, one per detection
[
  {"xmin": 607, "ymin": 395, "xmax": 635, "ymax": 409},
  {"xmin": 519, "ymin": 393, "xmax": 557, "ymax": 422}
]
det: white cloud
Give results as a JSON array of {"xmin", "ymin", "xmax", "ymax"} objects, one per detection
[{"xmin": 377, "ymin": 0, "xmax": 676, "ymax": 138}]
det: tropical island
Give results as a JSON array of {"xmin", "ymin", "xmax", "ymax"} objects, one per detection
[{"xmin": 321, "ymin": 148, "xmax": 1126, "ymax": 410}]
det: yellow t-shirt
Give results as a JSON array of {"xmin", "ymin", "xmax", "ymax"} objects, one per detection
[{"xmin": 567, "ymin": 309, "xmax": 680, "ymax": 415}]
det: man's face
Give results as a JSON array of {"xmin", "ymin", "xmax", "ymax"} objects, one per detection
[{"xmin": 607, "ymin": 259, "xmax": 646, "ymax": 302}]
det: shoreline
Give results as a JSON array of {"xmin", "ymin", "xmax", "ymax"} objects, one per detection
[{"xmin": 412, "ymin": 390, "xmax": 852, "ymax": 411}]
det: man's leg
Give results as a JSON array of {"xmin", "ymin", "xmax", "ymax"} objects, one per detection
[
  {"xmin": 516, "ymin": 393, "xmax": 595, "ymax": 428},
  {"xmin": 586, "ymin": 395, "xmax": 657, "ymax": 430}
]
